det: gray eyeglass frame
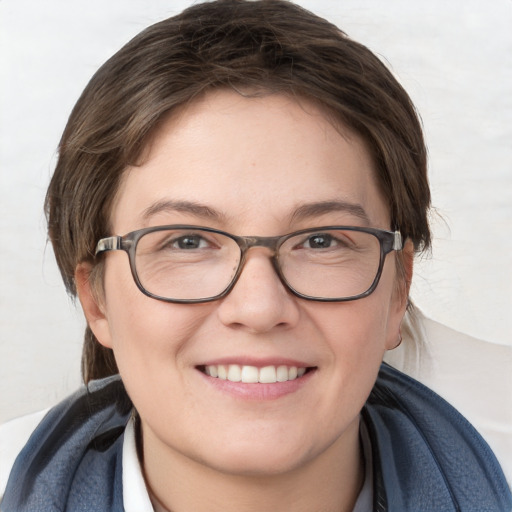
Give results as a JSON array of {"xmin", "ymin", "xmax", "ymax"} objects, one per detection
[{"xmin": 95, "ymin": 225, "xmax": 403, "ymax": 304}]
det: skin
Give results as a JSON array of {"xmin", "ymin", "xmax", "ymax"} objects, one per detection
[{"xmin": 77, "ymin": 90, "xmax": 412, "ymax": 512}]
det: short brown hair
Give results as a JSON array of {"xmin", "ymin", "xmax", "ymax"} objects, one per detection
[{"xmin": 45, "ymin": 0, "xmax": 431, "ymax": 383}]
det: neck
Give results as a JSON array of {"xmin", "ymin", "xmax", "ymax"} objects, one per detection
[{"xmin": 140, "ymin": 418, "xmax": 364, "ymax": 512}]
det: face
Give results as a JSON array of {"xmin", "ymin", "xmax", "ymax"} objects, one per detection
[{"xmin": 78, "ymin": 90, "xmax": 409, "ymax": 479}]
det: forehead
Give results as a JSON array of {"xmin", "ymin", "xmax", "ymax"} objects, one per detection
[{"xmin": 111, "ymin": 90, "xmax": 389, "ymax": 234}]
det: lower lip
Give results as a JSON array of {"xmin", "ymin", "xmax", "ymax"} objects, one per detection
[{"xmin": 197, "ymin": 369, "xmax": 315, "ymax": 400}]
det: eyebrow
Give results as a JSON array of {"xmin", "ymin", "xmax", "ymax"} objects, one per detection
[
  {"xmin": 141, "ymin": 199, "xmax": 226, "ymax": 223},
  {"xmin": 141, "ymin": 198, "xmax": 371, "ymax": 227},
  {"xmin": 290, "ymin": 200, "xmax": 371, "ymax": 225}
]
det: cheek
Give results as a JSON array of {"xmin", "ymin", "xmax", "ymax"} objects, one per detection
[
  {"xmin": 303, "ymin": 268, "xmax": 398, "ymax": 398},
  {"xmin": 292, "ymin": 294, "xmax": 392, "ymax": 450},
  {"xmin": 105, "ymin": 297, "xmax": 217, "ymax": 440},
  {"xmin": 101, "ymin": 258, "xmax": 210, "ymax": 394},
  {"xmin": 306, "ymin": 288, "xmax": 394, "ymax": 357},
  {"xmin": 106, "ymin": 297, "xmax": 208, "ymax": 370}
]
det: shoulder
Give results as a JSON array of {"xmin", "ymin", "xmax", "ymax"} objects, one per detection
[
  {"xmin": 0, "ymin": 375, "xmax": 132, "ymax": 511},
  {"xmin": 384, "ymin": 308, "xmax": 512, "ymax": 483},
  {"xmin": 365, "ymin": 364, "xmax": 512, "ymax": 511},
  {"xmin": 0, "ymin": 409, "xmax": 49, "ymax": 500}
]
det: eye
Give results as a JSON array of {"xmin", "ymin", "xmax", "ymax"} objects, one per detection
[
  {"xmin": 302, "ymin": 233, "xmax": 338, "ymax": 249},
  {"xmin": 172, "ymin": 234, "xmax": 209, "ymax": 250}
]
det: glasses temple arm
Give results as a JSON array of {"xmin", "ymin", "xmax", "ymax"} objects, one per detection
[
  {"xmin": 393, "ymin": 231, "xmax": 403, "ymax": 251},
  {"xmin": 95, "ymin": 236, "xmax": 122, "ymax": 255}
]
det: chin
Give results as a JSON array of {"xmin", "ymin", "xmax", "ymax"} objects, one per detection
[{"xmin": 205, "ymin": 446, "xmax": 310, "ymax": 478}]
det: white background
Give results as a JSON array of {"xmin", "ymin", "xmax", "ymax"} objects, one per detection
[{"xmin": 1, "ymin": 0, "xmax": 511, "ymax": 423}]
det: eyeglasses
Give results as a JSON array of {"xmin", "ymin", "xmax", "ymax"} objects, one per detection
[{"xmin": 95, "ymin": 225, "xmax": 402, "ymax": 303}]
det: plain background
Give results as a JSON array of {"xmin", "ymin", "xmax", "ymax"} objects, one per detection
[{"xmin": 1, "ymin": 0, "xmax": 511, "ymax": 423}]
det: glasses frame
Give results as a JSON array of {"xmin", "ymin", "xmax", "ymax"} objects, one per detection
[{"xmin": 95, "ymin": 225, "xmax": 403, "ymax": 304}]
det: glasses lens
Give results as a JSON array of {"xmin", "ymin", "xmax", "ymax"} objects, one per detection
[
  {"xmin": 279, "ymin": 229, "xmax": 382, "ymax": 299},
  {"xmin": 135, "ymin": 228, "xmax": 241, "ymax": 301}
]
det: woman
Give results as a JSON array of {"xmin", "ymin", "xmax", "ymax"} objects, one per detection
[{"xmin": 1, "ymin": 1, "xmax": 510, "ymax": 511}]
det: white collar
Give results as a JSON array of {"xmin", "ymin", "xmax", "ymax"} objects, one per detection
[{"xmin": 122, "ymin": 415, "xmax": 155, "ymax": 511}]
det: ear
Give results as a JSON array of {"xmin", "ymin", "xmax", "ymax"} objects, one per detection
[
  {"xmin": 75, "ymin": 262, "xmax": 113, "ymax": 349},
  {"xmin": 385, "ymin": 239, "xmax": 414, "ymax": 350}
]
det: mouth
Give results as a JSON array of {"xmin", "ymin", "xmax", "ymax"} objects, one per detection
[{"xmin": 198, "ymin": 364, "xmax": 314, "ymax": 384}]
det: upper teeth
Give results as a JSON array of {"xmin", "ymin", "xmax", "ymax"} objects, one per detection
[{"xmin": 204, "ymin": 365, "xmax": 306, "ymax": 383}]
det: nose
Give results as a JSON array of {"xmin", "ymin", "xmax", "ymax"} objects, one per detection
[{"xmin": 216, "ymin": 249, "xmax": 300, "ymax": 334}]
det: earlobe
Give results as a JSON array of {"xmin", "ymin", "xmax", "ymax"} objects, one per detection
[{"xmin": 75, "ymin": 263, "xmax": 113, "ymax": 349}]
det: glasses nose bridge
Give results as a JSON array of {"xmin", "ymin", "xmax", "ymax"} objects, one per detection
[
  {"xmin": 235, "ymin": 234, "xmax": 284, "ymax": 278},
  {"xmin": 231, "ymin": 234, "xmax": 287, "ymax": 294},
  {"xmin": 238, "ymin": 234, "xmax": 282, "ymax": 257}
]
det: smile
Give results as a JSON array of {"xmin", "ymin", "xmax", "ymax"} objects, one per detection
[{"xmin": 201, "ymin": 364, "xmax": 309, "ymax": 383}]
